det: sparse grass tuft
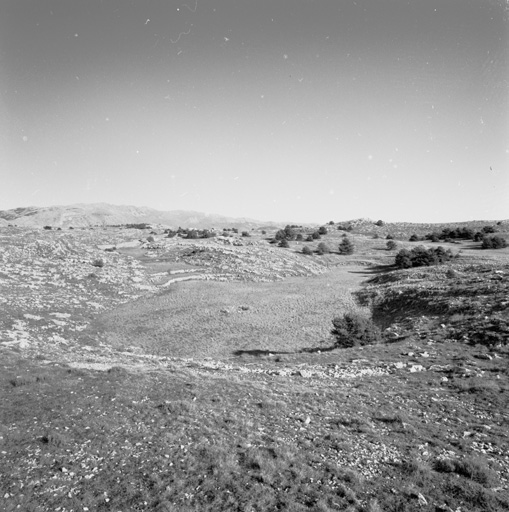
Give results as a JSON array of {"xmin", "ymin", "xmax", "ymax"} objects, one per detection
[{"xmin": 434, "ymin": 456, "xmax": 499, "ymax": 487}]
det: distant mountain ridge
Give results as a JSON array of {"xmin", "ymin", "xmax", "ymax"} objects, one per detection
[
  {"xmin": 0, "ymin": 203, "xmax": 281, "ymax": 229},
  {"xmin": 1, "ymin": 204, "xmax": 507, "ymax": 232}
]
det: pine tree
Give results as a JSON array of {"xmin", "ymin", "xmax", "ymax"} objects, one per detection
[{"xmin": 338, "ymin": 237, "xmax": 354, "ymax": 255}]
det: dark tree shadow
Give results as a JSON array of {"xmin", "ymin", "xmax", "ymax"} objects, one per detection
[
  {"xmin": 232, "ymin": 349, "xmax": 294, "ymax": 357},
  {"xmin": 348, "ymin": 264, "xmax": 396, "ymax": 277}
]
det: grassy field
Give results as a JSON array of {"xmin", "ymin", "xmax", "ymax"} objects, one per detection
[
  {"xmin": 1, "ymin": 223, "xmax": 508, "ymax": 511},
  {"xmin": 84, "ymin": 265, "xmax": 369, "ymax": 358}
]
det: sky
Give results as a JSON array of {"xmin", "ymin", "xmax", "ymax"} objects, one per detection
[{"xmin": 1, "ymin": 0, "xmax": 508, "ymax": 224}]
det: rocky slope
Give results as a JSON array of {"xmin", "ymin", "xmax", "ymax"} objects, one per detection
[{"xmin": 0, "ymin": 203, "xmax": 279, "ymax": 229}]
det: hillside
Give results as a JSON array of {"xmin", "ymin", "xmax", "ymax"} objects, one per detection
[
  {"xmin": 335, "ymin": 218, "xmax": 509, "ymax": 240},
  {"xmin": 0, "ymin": 203, "xmax": 280, "ymax": 230},
  {"xmin": 0, "ymin": 221, "xmax": 508, "ymax": 511}
]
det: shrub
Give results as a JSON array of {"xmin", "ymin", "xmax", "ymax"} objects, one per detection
[
  {"xmin": 305, "ymin": 234, "xmax": 314, "ymax": 242},
  {"xmin": 434, "ymin": 456, "xmax": 499, "ymax": 487},
  {"xmin": 375, "ymin": 220, "xmax": 384, "ymax": 226},
  {"xmin": 278, "ymin": 239, "xmax": 290, "ymax": 248},
  {"xmin": 482, "ymin": 225, "xmax": 496, "ymax": 234},
  {"xmin": 433, "ymin": 227, "xmax": 476, "ymax": 241},
  {"xmin": 241, "ymin": 231, "xmax": 251, "ymax": 237},
  {"xmin": 146, "ymin": 236, "xmax": 155, "ymax": 243},
  {"xmin": 386, "ymin": 240, "xmax": 397, "ymax": 251},
  {"xmin": 481, "ymin": 235, "xmax": 507, "ymax": 249},
  {"xmin": 284, "ymin": 225, "xmax": 297, "ymax": 240},
  {"xmin": 302, "ymin": 246, "xmax": 313, "ymax": 255},
  {"xmin": 43, "ymin": 225, "xmax": 52, "ymax": 230},
  {"xmin": 261, "ymin": 230, "xmax": 266, "ymax": 235},
  {"xmin": 395, "ymin": 246, "xmax": 453, "ymax": 268},
  {"xmin": 125, "ymin": 223, "xmax": 150, "ymax": 229},
  {"xmin": 92, "ymin": 258, "xmax": 104, "ymax": 268},
  {"xmin": 386, "ymin": 234, "xmax": 394, "ymax": 240},
  {"xmin": 274, "ymin": 226, "xmax": 297, "ymax": 241},
  {"xmin": 338, "ymin": 237, "xmax": 354, "ymax": 255},
  {"xmin": 317, "ymin": 242, "xmax": 330, "ymax": 255},
  {"xmin": 395, "ymin": 249, "xmax": 412, "ymax": 268},
  {"xmin": 332, "ymin": 313, "xmax": 381, "ymax": 348},
  {"xmin": 318, "ymin": 226, "xmax": 328, "ymax": 235},
  {"xmin": 457, "ymin": 314, "xmax": 509, "ymax": 346},
  {"xmin": 409, "ymin": 234, "xmax": 420, "ymax": 242},
  {"xmin": 312, "ymin": 231, "xmax": 321, "ymax": 240}
]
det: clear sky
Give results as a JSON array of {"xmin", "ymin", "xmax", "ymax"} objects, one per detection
[{"xmin": 1, "ymin": 0, "xmax": 508, "ymax": 223}]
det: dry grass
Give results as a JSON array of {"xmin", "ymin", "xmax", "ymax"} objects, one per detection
[
  {"xmin": 1, "ymin": 340, "xmax": 508, "ymax": 512},
  {"xmin": 85, "ymin": 266, "xmax": 369, "ymax": 358},
  {"xmin": 1, "ymin": 222, "xmax": 509, "ymax": 512}
]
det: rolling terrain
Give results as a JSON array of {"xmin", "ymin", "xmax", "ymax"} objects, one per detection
[
  {"xmin": 0, "ymin": 203, "xmax": 283, "ymax": 230},
  {"xmin": 0, "ymin": 216, "xmax": 508, "ymax": 511}
]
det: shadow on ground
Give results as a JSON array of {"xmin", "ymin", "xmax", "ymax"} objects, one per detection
[
  {"xmin": 232, "ymin": 349, "xmax": 295, "ymax": 357},
  {"xmin": 348, "ymin": 264, "xmax": 395, "ymax": 277},
  {"xmin": 299, "ymin": 344, "xmax": 338, "ymax": 354}
]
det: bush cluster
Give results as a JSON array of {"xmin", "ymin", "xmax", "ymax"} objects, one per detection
[
  {"xmin": 331, "ymin": 313, "xmax": 381, "ymax": 348},
  {"xmin": 410, "ymin": 225, "xmax": 498, "ymax": 243},
  {"xmin": 274, "ymin": 225, "xmax": 299, "ymax": 242},
  {"xmin": 428, "ymin": 227, "xmax": 476, "ymax": 241},
  {"xmin": 395, "ymin": 246, "xmax": 453, "ymax": 269},
  {"xmin": 481, "ymin": 235, "xmax": 507, "ymax": 249},
  {"xmin": 169, "ymin": 227, "xmax": 216, "ymax": 239},
  {"xmin": 124, "ymin": 223, "xmax": 150, "ymax": 229}
]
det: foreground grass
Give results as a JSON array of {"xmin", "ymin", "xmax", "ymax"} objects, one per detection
[{"xmin": 1, "ymin": 341, "xmax": 508, "ymax": 512}]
